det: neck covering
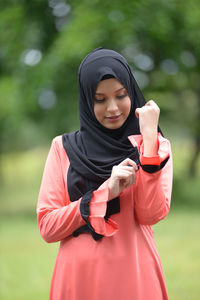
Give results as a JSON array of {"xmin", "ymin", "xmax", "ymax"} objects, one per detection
[{"xmin": 62, "ymin": 47, "xmax": 156, "ymax": 239}]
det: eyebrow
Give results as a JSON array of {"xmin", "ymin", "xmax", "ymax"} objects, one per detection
[{"xmin": 95, "ymin": 87, "xmax": 125, "ymax": 95}]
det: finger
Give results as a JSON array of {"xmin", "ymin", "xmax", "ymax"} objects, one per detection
[
  {"xmin": 122, "ymin": 174, "xmax": 133, "ymax": 186},
  {"xmin": 145, "ymin": 100, "xmax": 159, "ymax": 109},
  {"xmin": 119, "ymin": 158, "xmax": 137, "ymax": 169},
  {"xmin": 145, "ymin": 100, "xmax": 153, "ymax": 107},
  {"xmin": 117, "ymin": 166, "xmax": 137, "ymax": 173},
  {"xmin": 124, "ymin": 177, "xmax": 132, "ymax": 188},
  {"xmin": 135, "ymin": 108, "xmax": 140, "ymax": 118},
  {"xmin": 124, "ymin": 173, "xmax": 136, "ymax": 188},
  {"xmin": 114, "ymin": 169, "xmax": 135, "ymax": 179},
  {"xmin": 135, "ymin": 106, "xmax": 146, "ymax": 118},
  {"xmin": 131, "ymin": 172, "xmax": 136, "ymax": 184},
  {"xmin": 117, "ymin": 165, "xmax": 137, "ymax": 174},
  {"xmin": 113, "ymin": 165, "xmax": 135, "ymax": 173}
]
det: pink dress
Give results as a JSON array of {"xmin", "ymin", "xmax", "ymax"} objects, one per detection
[{"xmin": 37, "ymin": 133, "xmax": 173, "ymax": 300}]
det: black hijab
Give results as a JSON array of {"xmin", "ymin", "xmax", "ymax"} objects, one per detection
[{"xmin": 62, "ymin": 47, "xmax": 149, "ymax": 239}]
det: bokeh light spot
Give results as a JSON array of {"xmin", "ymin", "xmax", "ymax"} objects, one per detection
[
  {"xmin": 181, "ymin": 51, "xmax": 197, "ymax": 68},
  {"xmin": 21, "ymin": 49, "xmax": 42, "ymax": 66},
  {"xmin": 38, "ymin": 89, "xmax": 57, "ymax": 110},
  {"xmin": 160, "ymin": 59, "xmax": 178, "ymax": 75},
  {"xmin": 133, "ymin": 53, "xmax": 154, "ymax": 71}
]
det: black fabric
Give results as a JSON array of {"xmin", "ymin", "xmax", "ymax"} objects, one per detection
[
  {"xmin": 104, "ymin": 197, "xmax": 121, "ymax": 219},
  {"xmin": 73, "ymin": 190, "xmax": 104, "ymax": 241},
  {"xmin": 141, "ymin": 156, "xmax": 169, "ymax": 174},
  {"xmin": 62, "ymin": 47, "xmax": 162, "ymax": 240}
]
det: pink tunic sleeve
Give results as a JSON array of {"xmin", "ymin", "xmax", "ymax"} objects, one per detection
[
  {"xmin": 130, "ymin": 133, "xmax": 173, "ymax": 225},
  {"xmin": 37, "ymin": 136, "xmax": 117, "ymax": 243}
]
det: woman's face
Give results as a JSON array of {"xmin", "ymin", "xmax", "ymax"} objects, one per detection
[{"xmin": 94, "ymin": 78, "xmax": 131, "ymax": 130}]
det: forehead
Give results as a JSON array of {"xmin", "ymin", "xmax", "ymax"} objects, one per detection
[{"xmin": 95, "ymin": 78, "xmax": 124, "ymax": 93}]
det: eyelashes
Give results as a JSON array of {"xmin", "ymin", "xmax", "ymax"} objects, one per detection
[
  {"xmin": 95, "ymin": 94, "xmax": 127, "ymax": 103},
  {"xmin": 95, "ymin": 99, "xmax": 105, "ymax": 103},
  {"xmin": 117, "ymin": 94, "xmax": 127, "ymax": 99}
]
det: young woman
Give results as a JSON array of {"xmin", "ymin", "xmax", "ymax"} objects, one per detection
[{"xmin": 37, "ymin": 47, "xmax": 173, "ymax": 300}]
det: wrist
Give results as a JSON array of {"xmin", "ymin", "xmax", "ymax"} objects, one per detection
[
  {"xmin": 142, "ymin": 132, "xmax": 158, "ymax": 157},
  {"xmin": 142, "ymin": 128, "xmax": 157, "ymax": 139},
  {"xmin": 108, "ymin": 180, "xmax": 113, "ymax": 201}
]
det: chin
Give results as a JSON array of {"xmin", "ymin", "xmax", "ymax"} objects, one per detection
[{"xmin": 104, "ymin": 122, "xmax": 123, "ymax": 130}]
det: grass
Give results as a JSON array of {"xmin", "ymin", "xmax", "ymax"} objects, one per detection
[
  {"xmin": 0, "ymin": 145, "xmax": 49, "ymax": 215},
  {"xmin": 154, "ymin": 208, "xmax": 200, "ymax": 300},
  {"xmin": 0, "ymin": 216, "xmax": 58, "ymax": 300}
]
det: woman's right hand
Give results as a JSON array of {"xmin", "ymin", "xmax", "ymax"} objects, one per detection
[{"xmin": 108, "ymin": 158, "xmax": 138, "ymax": 200}]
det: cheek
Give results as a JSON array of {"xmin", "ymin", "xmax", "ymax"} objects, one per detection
[
  {"xmin": 122, "ymin": 98, "xmax": 131, "ymax": 116},
  {"xmin": 94, "ymin": 104, "xmax": 103, "ymax": 122}
]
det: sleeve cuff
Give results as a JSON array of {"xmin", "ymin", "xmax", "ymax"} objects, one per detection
[
  {"xmin": 88, "ymin": 216, "xmax": 118, "ymax": 237},
  {"xmin": 89, "ymin": 181, "xmax": 119, "ymax": 236},
  {"xmin": 140, "ymin": 155, "xmax": 161, "ymax": 166},
  {"xmin": 73, "ymin": 181, "xmax": 119, "ymax": 240},
  {"xmin": 140, "ymin": 133, "xmax": 170, "ymax": 173},
  {"xmin": 89, "ymin": 187, "xmax": 108, "ymax": 217},
  {"xmin": 73, "ymin": 190, "xmax": 104, "ymax": 241}
]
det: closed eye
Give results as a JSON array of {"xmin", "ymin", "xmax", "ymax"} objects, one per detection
[
  {"xmin": 95, "ymin": 93, "xmax": 127, "ymax": 103},
  {"xmin": 117, "ymin": 94, "xmax": 126, "ymax": 99},
  {"xmin": 95, "ymin": 98, "xmax": 105, "ymax": 103}
]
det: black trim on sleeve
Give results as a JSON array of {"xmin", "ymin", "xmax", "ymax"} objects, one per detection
[
  {"xmin": 140, "ymin": 156, "xmax": 170, "ymax": 174},
  {"xmin": 72, "ymin": 192, "xmax": 120, "ymax": 241},
  {"xmin": 73, "ymin": 190, "xmax": 104, "ymax": 241},
  {"xmin": 105, "ymin": 197, "xmax": 120, "ymax": 220}
]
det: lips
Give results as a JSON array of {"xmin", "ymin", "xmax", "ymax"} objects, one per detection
[{"xmin": 105, "ymin": 114, "xmax": 122, "ymax": 122}]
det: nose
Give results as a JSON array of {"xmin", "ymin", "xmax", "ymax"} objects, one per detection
[{"xmin": 107, "ymin": 99, "xmax": 118, "ymax": 113}]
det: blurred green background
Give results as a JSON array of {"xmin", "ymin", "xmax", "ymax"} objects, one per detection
[{"xmin": 0, "ymin": 0, "xmax": 200, "ymax": 299}]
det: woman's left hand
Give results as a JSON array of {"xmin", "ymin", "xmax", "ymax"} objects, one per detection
[{"xmin": 135, "ymin": 100, "xmax": 160, "ymax": 138}]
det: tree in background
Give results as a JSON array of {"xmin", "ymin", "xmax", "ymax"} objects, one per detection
[{"xmin": 0, "ymin": 0, "xmax": 200, "ymax": 179}]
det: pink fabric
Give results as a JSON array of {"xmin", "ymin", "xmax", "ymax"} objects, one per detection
[{"xmin": 37, "ymin": 134, "xmax": 173, "ymax": 300}]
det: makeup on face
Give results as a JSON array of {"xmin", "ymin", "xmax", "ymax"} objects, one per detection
[{"xmin": 94, "ymin": 78, "xmax": 131, "ymax": 129}]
